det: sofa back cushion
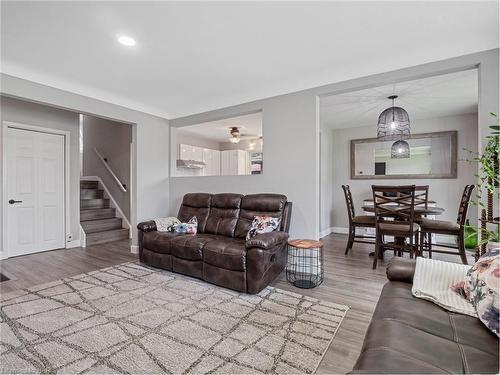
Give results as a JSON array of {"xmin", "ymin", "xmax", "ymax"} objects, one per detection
[
  {"xmin": 205, "ymin": 193, "xmax": 243, "ymax": 237},
  {"xmin": 177, "ymin": 193, "xmax": 212, "ymax": 233},
  {"xmin": 234, "ymin": 194, "xmax": 287, "ymax": 238}
]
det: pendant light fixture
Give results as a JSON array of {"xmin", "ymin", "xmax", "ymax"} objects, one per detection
[
  {"xmin": 377, "ymin": 95, "xmax": 410, "ymax": 140},
  {"xmin": 391, "ymin": 139, "xmax": 410, "ymax": 159}
]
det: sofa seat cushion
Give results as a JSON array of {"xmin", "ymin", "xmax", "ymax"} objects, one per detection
[
  {"xmin": 359, "ymin": 319, "xmax": 498, "ymax": 374},
  {"xmin": 170, "ymin": 234, "xmax": 220, "ymax": 260},
  {"xmin": 353, "ymin": 280, "xmax": 499, "ymax": 374},
  {"xmin": 203, "ymin": 238, "xmax": 247, "ymax": 271},
  {"xmin": 142, "ymin": 231, "xmax": 182, "ymax": 254},
  {"xmin": 352, "ymin": 346, "xmax": 450, "ymax": 374},
  {"xmin": 375, "ymin": 282, "xmax": 498, "ymax": 356}
]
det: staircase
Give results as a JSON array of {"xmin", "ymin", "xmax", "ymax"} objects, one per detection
[{"xmin": 80, "ymin": 180, "xmax": 129, "ymax": 246}]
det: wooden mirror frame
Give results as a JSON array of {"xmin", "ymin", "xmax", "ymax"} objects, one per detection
[{"xmin": 350, "ymin": 130, "xmax": 457, "ymax": 180}]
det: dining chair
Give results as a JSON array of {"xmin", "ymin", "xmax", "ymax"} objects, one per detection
[
  {"xmin": 396, "ymin": 185, "xmax": 429, "ymax": 209},
  {"xmin": 419, "ymin": 185, "xmax": 475, "ymax": 265},
  {"xmin": 372, "ymin": 185, "xmax": 419, "ymax": 269},
  {"xmin": 342, "ymin": 185, "xmax": 376, "ymax": 255},
  {"xmin": 414, "ymin": 185, "xmax": 429, "ymax": 210}
]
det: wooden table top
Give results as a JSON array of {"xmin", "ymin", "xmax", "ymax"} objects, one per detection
[
  {"xmin": 363, "ymin": 198, "xmax": 437, "ymax": 204},
  {"xmin": 288, "ymin": 239, "xmax": 324, "ymax": 249},
  {"xmin": 362, "ymin": 205, "xmax": 445, "ymax": 216}
]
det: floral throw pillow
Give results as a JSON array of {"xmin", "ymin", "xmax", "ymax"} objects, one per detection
[
  {"xmin": 246, "ymin": 216, "xmax": 281, "ymax": 240},
  {"xmin": 174, "ymin": 216, "xmax": 198, "ymax": 234},
  {"xmin": 465, "ymin": 248, "xmax": 500, "ymax": 337}
]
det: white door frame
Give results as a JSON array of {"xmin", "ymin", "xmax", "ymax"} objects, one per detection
[{"xmin": 2, "ymin": 121, "xmax": 71, "ymax": 258}]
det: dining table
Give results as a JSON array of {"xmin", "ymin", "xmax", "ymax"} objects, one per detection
[
  {"xmin": 360, "ymin": 198, "xmax": 446, "ymax": 257},
  {"xmin": 361, "ymin": 202, "xmax": 445, "ymax": 217}
]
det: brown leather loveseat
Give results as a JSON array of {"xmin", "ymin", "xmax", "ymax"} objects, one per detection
[
  {"xmin": 137, "ymin": 193, "xmax": 292, "ymax": 294},
  {"xmin": 352, "ymin": 258, "xmax": 499, "ymax": 374}
]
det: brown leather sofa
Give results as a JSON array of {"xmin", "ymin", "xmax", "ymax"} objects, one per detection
[
  {"xmin": 352, "ymin": 258, "xmax": 499, "ymax": 374},
  {"xmin": 137, "ymin": 193, "xmax": 292, "ymax": 294}
]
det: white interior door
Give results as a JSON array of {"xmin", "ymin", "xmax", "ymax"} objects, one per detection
[{"xmin": 7, "ymin": 127, "xmax": 65, "ymax": 256}]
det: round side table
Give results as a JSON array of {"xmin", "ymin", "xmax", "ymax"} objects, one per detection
[{"xmin": 286, "ymin": 239, "xmax": 324, "ymax": 289}]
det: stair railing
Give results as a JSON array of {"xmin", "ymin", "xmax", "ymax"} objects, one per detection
[{"xmin": 94, "ymin": 148, "xmax": 127, "ymax": 193}]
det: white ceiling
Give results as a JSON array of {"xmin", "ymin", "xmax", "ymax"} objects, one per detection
[
  {"xmin": 177, "ymin": 112, "xmax": 262, "ymax": 143},
  {"xmin": 320, "ymin": 69, "xmax": 478, "ymax": 129},
  {"xmin": 1, "ymin": 2, "xmax": 498, "ymax": 119}
]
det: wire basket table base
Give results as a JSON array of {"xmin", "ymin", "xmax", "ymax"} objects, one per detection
[{"xmin": 286, "ymin": 239, "xmax": 324, "ymax": 289}]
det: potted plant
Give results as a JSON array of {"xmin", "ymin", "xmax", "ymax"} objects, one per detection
[
  {"xmin": 478, "ymin": 227, "xmax": 500, "ymax": 252},
  {"xmin": 464, "ymin": 113, "xmax": 499, "ymax": 252}
]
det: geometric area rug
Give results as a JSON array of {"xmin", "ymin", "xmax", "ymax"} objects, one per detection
[{"xmin": 0, "ymin": 262, "xmax": 349, "ymax": 374}]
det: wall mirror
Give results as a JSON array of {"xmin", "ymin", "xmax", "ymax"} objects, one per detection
[
  {"xmin": 171, "ymin": 111, "xmax": 263, "ymax": 177},
  {"xmin": 350, "ymin": 131, "xmax": 457, "ymax": 179}
]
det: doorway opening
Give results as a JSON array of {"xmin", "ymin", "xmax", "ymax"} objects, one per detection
[{"xmin": 318, "ymin": 68, "xmax": 479, "ymax": 252}]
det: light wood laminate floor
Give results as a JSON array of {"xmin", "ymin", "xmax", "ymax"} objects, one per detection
[{"xmin": 0, "ymin": 234, "xmax": 472, "ymax": 374}]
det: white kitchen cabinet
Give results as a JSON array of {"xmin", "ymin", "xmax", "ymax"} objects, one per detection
[
  {"xmin": 221, "ymin": 150, "xmax": 250, "ymax": 176},
  {"xmin": 179, "ymin": 144, "xmax": 203, "ymax": 162},
  {"xmin": 202, "ymin": 148, "xmax": 221, "ymax": 176}
]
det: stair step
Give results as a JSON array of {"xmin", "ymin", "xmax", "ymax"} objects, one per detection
[
  {"xmin": 80, "ymin": 208, "xmax": 116, "ymax": 221},
  {"xmin": 85, "ymin": 228, "xmax": 129, "ymax": 246},
  {"xmin": 80, "ymin": 180, "xmax": 98, "ymax": 189},
  {"xmin": 80, "ymin": 198, "xmax": 110, "ymax": 209},
  {"xmin": 80, "ymin": 189, "xmax": 104, "ymax": 199},
  {"xmin": 81, "ymin": 218, "xmax": 123, "ymax": 234}
]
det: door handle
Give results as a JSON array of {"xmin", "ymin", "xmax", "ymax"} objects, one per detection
[{"xmin": 8, "ymin": 199, "xmax": 22, "ymax": 204}]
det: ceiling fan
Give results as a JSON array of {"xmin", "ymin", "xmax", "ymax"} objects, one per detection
[{"xmin": 228, "ymin": 127, "xmax": 260, "ymax": 144}]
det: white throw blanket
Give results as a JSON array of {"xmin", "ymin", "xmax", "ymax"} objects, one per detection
[
  {"xmin": 154, "ymin": 217, "xmax": 180, "ymax": 232},
  {"xmin": 412, "ymin": 257, "xmax": 476, "ymax": 317}
]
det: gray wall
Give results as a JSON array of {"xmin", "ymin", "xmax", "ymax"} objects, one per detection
[
  {"xmin": 170, "ymin": 92, "xmax": 320, "ymax": 239},
  {"xmin": 0, "ymin": 96, "xmax": 81, "ymax": 249},
  {"xmin": 1, "ymin": 73, "xmax": 170, "ymax": 255},
  {"xmin": 82, "ymin": 115, "xmax": 132, "ymax": 220},
  {"xmin": 324, "ymin": 113, "xmax": 479, "ymax": 232}
]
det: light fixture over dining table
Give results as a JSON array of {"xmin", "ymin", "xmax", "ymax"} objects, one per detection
[
  {"xmin": 377, "ymin": 95, "xmax": 411, "ymax": 140},
  {"xmin": 377, "ymin": 95, "xmax": 411, "ymax": 159}
]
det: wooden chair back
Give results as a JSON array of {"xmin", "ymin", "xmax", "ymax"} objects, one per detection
[
  {"xmin": 342, "ymin": 185, "xmax": 355, "ymax": 222},
  {"xmin": 414, "ymin": 185, "xmax": 429, "ymax": 209},
  {"xmin": 371, "ymin": 185, "xmax": 417, "ymax": 228},
  {"xmin": 396, "ymin": 185, "xmax": 428, "ymax": 208},
  {"xmin": 457, "ymin": 185, "xmax": 475, "ymax": 226}
]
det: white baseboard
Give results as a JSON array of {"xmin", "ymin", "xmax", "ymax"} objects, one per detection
[
  {"xmin": 130, "ymin": 245, "xmax": 139, "ymax": 254},
  {"xmin": 319, "ymin": 227, "xmax": 334, "ymax": 238},
  {"xmin": 79, "ymin": 225, "xmax": 86, "ymax": 248},
  {"xmin": 331, "ymin": 227, "xmax": 349, "ymax": 234},
  {"xmin": 66, "ymin": 240, "xmax": 81, "ymax": 249}
]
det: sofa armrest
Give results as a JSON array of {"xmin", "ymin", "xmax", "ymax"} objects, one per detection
[
  {"xmin": 245, "ymin": 231, "xmax": 289, "ymax": 250},
  {"xmin": 386, "ymin": 257, "xmax": 416, "ymax": 284},
  {"xmin": 137, "ymin": 220, "xmax": 157, "ymax": 232}
]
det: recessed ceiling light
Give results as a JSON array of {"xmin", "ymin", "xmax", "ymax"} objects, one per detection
[{"xmin": 117, "ymin": 35, "xmax": 136, "ymax": 47}]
